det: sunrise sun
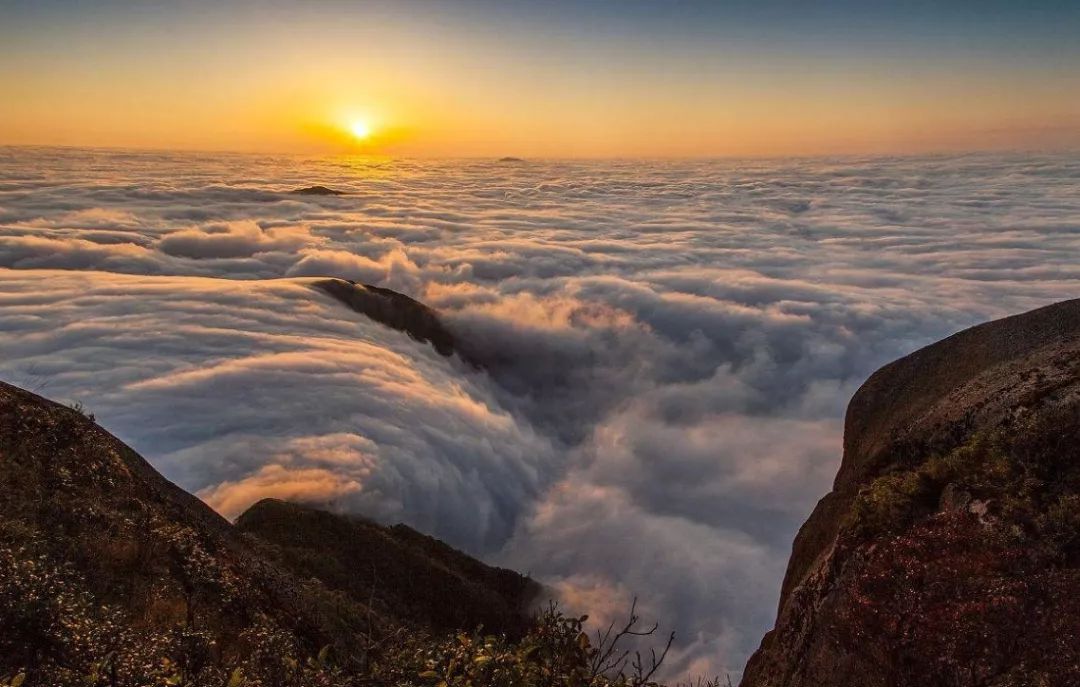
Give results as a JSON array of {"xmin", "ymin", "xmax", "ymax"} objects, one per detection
[{"xmin": 349, "ymin": 120, "xmax": 373, "ymax": 141}]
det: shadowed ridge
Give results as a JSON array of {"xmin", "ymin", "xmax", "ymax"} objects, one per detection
[
  {"xmin": 742, "ymin": 298, "xmax": 1080, "ymax": 687},
  {"xmin": 236, "ymin": 498, "xmax": 540, "ymax": 637},
  {"xmin": 0, "ymin": 380, "xmax": 232, "ymax": 536},
  {"xmin": 841, "ymin": 298, "xmax": 1080, "ymax": 487},
  {"xmin": 312, "ymin": 278, "xmax": 474, "ymax": 363},
  {"xmin": 776, "ymin": 298, "xmax": 1080, "ymax": 614}
]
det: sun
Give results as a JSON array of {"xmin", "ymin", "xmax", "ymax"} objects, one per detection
[{"xmin": 349, "ymin": 119, "xmax": 373, "ymax": 141}]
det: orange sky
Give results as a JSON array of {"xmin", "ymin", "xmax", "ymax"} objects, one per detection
[{"xmin": 2, "ymin": 1, "xmax": 1078, "ymax": 157}]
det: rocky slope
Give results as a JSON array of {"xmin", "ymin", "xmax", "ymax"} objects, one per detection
[
  {"xmin": 741, "ymin": 299, "xmax": 1080, "ymax": 687},
  {"xmin": 0, "ymin": 380, "xmax": 535, "ymax": 685}
]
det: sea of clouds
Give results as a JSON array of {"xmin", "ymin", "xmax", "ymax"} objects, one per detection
[{"xmin": 1, "ymin": 146, "xmax": 1078, "ymax": 678}]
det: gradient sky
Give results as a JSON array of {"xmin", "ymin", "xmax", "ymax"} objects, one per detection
[{"xmin": 2, "ymin": 0, "xmax": 1079, "ymax": 156}]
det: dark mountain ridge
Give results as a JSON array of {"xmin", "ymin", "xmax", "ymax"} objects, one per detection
[
  {"xmin": 236, "ymin": 498, "xmax": 538, "ymax": 638},
  {"xmin": 312, "ymin": 278, "xmax": 466, "ymax": 361},
  {"xmin": 290, "ymin": 186, "xmax": 346, "ymax": 196}
]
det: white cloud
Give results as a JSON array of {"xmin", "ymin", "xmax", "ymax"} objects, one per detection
[
  {"xmin": 1, "ymin": 148, "xmax": 1078, "ymax": 678},
  {"xmin": 287, "ymin": 246, "xmax": 423, "ymax": 293}
]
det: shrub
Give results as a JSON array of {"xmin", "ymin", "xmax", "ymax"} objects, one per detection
[{"xmin": 0, "ymin": 547, "xmax": 710, "ymax": 687}]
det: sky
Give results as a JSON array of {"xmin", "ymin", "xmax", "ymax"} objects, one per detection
[{"xmin": 1, "ymin": 0, "xmax": 1079, "ymax": 156}]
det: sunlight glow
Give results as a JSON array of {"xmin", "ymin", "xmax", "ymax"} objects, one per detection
[{"xmin": 349, "ymin": 120, "xmax": 373, "ymax": 141}]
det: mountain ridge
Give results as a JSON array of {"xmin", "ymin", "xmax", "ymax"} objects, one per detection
[{"xmin": 0, "ymin": 378, "xmax": 536, "ymax": 684}]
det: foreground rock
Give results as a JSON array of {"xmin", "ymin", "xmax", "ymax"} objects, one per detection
[
  {"xmin": 0, "ymin": 381, "xmax": 534, "ymax": 684},
  {"xmin": 742, "ymin": 299, "xmax": 1080, "ymax": 687}
]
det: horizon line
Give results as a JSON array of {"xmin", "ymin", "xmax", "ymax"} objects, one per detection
[{"xmin": 3, "ymin": 141, "xmax": 1079, "ymax": 164}]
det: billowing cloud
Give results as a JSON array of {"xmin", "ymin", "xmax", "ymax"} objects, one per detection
[
  {"xmin": 158, "ymin": 220, "xmax": 315, "ymax": 259},
  {"xmin": 1, "ymin": 148, "xmax": 1078, "ymax": 679},
  {"xmin": 287, "ymin": 247, "xmax": 423, "ymax": 293},
  {"xmin": 0, "ymin": 235, "xmax": 156, "ymax": 271},
  {"xmin": 0, "ymin": 270, "xmax": 560, "ymax": 553}
]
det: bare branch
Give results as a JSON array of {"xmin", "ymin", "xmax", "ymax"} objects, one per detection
[{"xmin": 586, "ymin": 596, "xmax": 675, "ymax": 686}]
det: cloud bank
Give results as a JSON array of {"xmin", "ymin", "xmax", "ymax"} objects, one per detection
[{"xmin": 1, "ymin": 147, "xmax": 1078, "ymax": 678}]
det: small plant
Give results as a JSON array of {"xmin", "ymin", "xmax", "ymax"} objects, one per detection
[
  {"xmin": 68, "ymin": 400, "xmax": 95, "ymax": 423},
  {"xmin": 844, "ymin": 432, "xmax": 1013, "ymax": 540}
]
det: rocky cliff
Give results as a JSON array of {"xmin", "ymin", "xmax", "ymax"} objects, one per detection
[{"xmin": 742, "ymin": 299, "xmax": 1080, "ymax": 687}]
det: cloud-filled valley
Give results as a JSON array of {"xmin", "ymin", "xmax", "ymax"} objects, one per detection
[{"xmin": 1, "ymin": 146, "xmax": 1078, "ymax": 678}]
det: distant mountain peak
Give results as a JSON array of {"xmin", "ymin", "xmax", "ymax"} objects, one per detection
[{"xmin": 290, "ymin": 185, "xmax": 347, "ymax": 196}]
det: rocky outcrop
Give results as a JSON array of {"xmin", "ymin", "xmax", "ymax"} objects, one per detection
[
  {"xmin": 742, "ymin": 299, "xmax": 1080, "ymax": 687},
  {"xmin": 313, "ymin": 278, "xmax": 467, "ymax": 361}
]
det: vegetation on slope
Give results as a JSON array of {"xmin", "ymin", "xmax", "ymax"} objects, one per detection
[
  {"xmin": 832, "ymin": 406, "xmax": 1080, "ymax": 685},
  {"xmin": 0, "ymin": 554, "xmax": 680, "ymax": 687}
]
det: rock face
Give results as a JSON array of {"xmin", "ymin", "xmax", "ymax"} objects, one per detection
[
  {"xmin": 0, "ymin": 381, "xmax": 534, "ymax": 682},
  {"xmin": 313, "ymin": 278, "xmax": 467, "ymax": 361},
  {"xmin": 742, "ymin": 299, "xmax": 1080, "ymax": 687}
]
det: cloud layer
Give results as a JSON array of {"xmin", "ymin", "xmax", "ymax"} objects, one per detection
[{"xmin": 1, "ymin": 146, "xmax": 1078, "ymax": 678}]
